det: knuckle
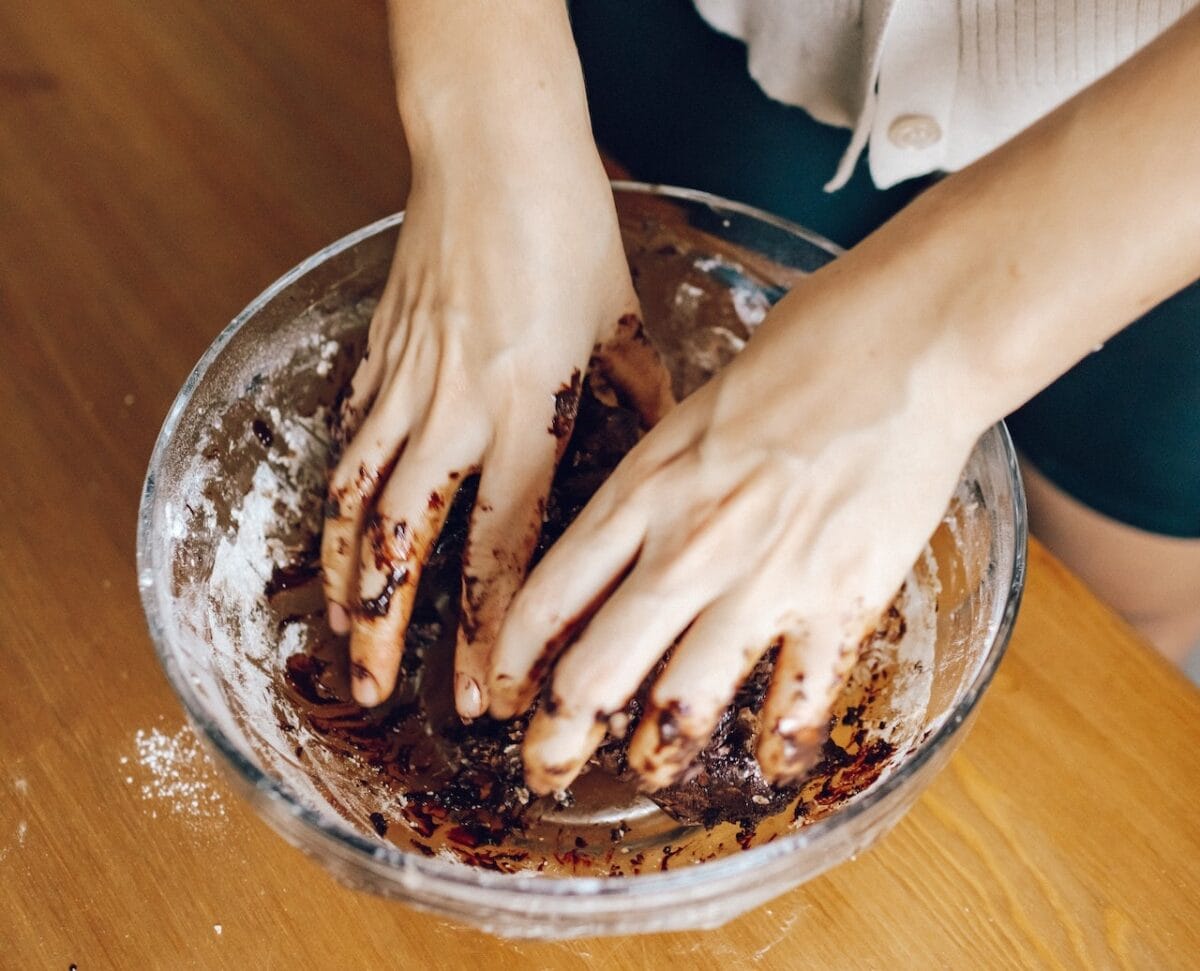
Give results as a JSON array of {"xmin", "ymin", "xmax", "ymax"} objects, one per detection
[{"xmin": 518, "ymin": 591, "xmax": 561, "ymax": 637}]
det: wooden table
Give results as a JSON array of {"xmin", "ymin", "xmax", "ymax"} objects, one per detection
[{"xmin": 3, "ymin": 2, "xmax": 1198, "ymax": 967}]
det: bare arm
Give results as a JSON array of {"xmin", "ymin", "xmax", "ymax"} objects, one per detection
[
  {"xmin": 491, "ymin": 8, "xmax": 1200, "ymax": 792},
  {"xmin": 387, "ymin": 0, "xmax": 601, "ymax": 204},
  {"xmin": 322, "ymin": 1, "xmax": 669, "ymax": 715},
  {"xmin": 767, "ymin": 3, "xmax": 1200, "ymax": 436}
]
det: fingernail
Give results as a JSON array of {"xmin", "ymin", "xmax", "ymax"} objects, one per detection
[
  {"xmin": 351, "ymin": 664, "xmax": 381, "ymax": 707},
  {"xmin": 455, "ymin": 673, "xmax": 484, "ymax": 719},
  {"xmin": 328, "ymin": 602, "xmax": 349, "ymax": 634}
]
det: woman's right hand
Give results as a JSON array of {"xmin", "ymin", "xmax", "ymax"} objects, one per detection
[{"xmin": 322, "ymin": 3, "xmax": 672, "ymax": 716}]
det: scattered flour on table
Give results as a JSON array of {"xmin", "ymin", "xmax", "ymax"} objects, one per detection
[
  {"xmin": 129, "ymin": 724, "xmax": 227, "ymax": 822},
  {"xmin": 1, "ymin": 778, "xmax": 31, "ymax": 862}
]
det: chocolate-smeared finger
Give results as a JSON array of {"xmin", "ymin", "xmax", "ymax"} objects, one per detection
[
  {"xmin": 487, "ymin": 474, "xmax": 648, "ymax": 719},
  {"xmin": 333, "ymin": 268, "xmax": 408, "ymax": 452},
  {"xmin": 518, "ymin": 561, "xmax": 724, "ymax": 794},
  {"xmin": 321, "ymin": 383, "xmax": 414, "ymax": 633},
  {"xmin": 332, "ymin": 352, "xmax": 383, "ymax": 453},
  {"xmin": 756, "ymin": 611, "xmax": 876, "ymax": 782},
  {"xmin": 590, "ymin": 312, "xmax": 676, "ymax": 428},
  {"xmin": 454, "ymin": 431, "xmax": 558, "ymax": 719},
  {"xmin": 348, "ymin": 439, "xmax": 479, "ymax": 706},
  {"xmin": 521, "ymin": 708, "xmax": 607, "ymax": 796},
  {"xmin": 627, "ymin": 596, "xmax": 777, "ymax": 791}
]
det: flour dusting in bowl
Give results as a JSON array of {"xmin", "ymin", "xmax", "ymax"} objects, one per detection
[{"xmin": 139, "ymin": 186, "xmax": 1023, "ymax": 936}]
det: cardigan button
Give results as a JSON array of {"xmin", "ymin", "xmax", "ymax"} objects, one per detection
[{"xmin": 887, "ymin": 114, "xmax": 942, "ymax": 149}]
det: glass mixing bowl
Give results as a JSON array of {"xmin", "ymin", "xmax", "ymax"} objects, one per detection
[{"xmin": 137, "ymin": 183, "xmax": 1026, "ymax": 938}]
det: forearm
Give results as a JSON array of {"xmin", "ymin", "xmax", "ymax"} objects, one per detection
[
  {"xmin": 751, "ymin": 6, "xmax": 1200, "ymax": 438},
  {"xmin": 386, "ymin": 0, "xmax": 600, "ymax": 190}
]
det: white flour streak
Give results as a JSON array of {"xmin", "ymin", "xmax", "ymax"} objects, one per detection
[{"xmin": 132, "ymin": 725, "xmax": 227, "ymax": 822}]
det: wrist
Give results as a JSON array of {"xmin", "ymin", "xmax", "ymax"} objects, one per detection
[
  {"xmin": 388, "ymin": 2, "xmax": 596, "ymax": 185},
  {"xmin": 401, "ymin": 74, "xmax": 593, "ymax": 159},
  {"xmin": 733, "ymin": 239, "xmax": 993, "ymax": 451}
]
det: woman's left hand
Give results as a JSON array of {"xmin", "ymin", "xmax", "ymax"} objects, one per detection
[{"xmin": 487, "ymin": 271, "xmax": 983, "ymax": 794}]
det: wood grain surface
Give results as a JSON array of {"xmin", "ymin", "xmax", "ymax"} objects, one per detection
[{"xmin": 2, "ymin": 2, "xmax": 1198, "ymax": 968}]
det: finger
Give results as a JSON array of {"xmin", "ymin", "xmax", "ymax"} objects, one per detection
[
  {"xmin": 321, "ymin": 381, "xmax": 414, "ymax": 635},
  {"xmin": 626, "ymin": 595, "xmax": 777, "ymax": 791},
  {"xmin": 521, "ymin": 712, "xmax": 607, "ymax": 799},
  {"xmin": 756, "ymin": 610, "xmax": 877, "ymax": 783},
  {"xmin": 454, "ymin": 430, "xmax": 558, "ymax": 719},
  {"xmin": 334, "ymin": 265, "xmax": 407, "ymax": 450},
  {"xmin": 590, "ymin": 311, "xmax": 676, "ymax": 427},
  {"xmin": 519, "ymin": 561, "xmax": 721, "ymax": 795},
  {"xmin": 333, "ymin": 350, "xmax": 384, "ymax": 450},
  {"xmin": 348, "ymin": 432, "xmax": 480, "ymax": 706},
  {"xmin": 487, "ymin": 473, "xmax": 648, "ymax": 719}
]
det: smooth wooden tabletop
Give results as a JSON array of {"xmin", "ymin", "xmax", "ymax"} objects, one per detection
[{"xmin": 3, "ymin": 2, "xmax": 1199, "ymax": 968}]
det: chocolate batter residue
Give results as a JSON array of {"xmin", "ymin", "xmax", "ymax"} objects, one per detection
[{"xmin": 266, "ymin": 378, "xmax": 904, "ymax": 872}]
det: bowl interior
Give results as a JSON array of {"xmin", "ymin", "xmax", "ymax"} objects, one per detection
[{"xmin": 139, "ymin": 184, "xmax": 1024, "ymax": 928}]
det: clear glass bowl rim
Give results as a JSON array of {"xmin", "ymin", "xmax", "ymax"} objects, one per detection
[{"xmin": 136, "ymin": 181, "xmax": 1027, "ymax": 900}]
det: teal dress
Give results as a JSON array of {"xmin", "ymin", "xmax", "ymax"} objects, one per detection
[{"xmin": 570, "ymin": 0, "xmax": 1200, "ymax": 538}]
